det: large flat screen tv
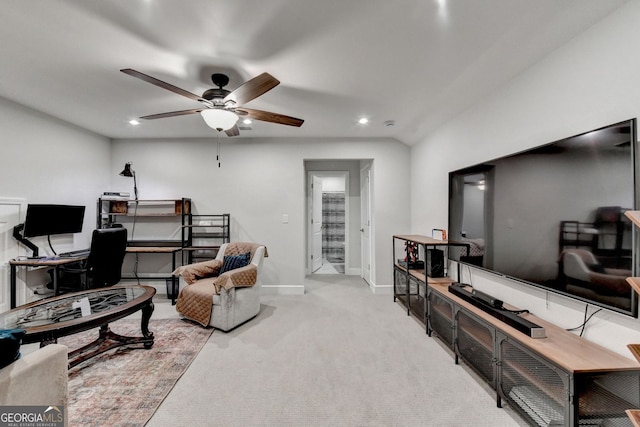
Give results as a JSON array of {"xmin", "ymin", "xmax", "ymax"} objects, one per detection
[
  {"xmin": 448, "ymin": 119, "xmax": 638, "ymax": 316},
  {"xmin": 23, "ymin": 204, "xmax": 86, "ymax": 238}
]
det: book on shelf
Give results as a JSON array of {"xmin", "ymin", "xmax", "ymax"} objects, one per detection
[{"xmin": 101, "ymin": 191, "xmax": 130, "ymax": 200}]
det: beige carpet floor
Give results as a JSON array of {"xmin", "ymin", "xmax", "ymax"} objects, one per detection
[{"xmin": 146, "ymin": 275, "xmax": 527, "ymax": 426}]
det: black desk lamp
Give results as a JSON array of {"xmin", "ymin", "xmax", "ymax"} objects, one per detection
[
  {"xmin": 119, "ymin": 162, "xmax": 139, "ymax": 200},
  {"xmin": 119, "ymin": 162, "xmax": 140, "ymax": 281}
]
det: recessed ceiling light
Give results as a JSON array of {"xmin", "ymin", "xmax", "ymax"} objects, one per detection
[
  {"xmin": 129, "ymin": 119, "xmax": 140, "ymax": 126},
  {"xmin": 243, "ymin": 119, "xmax": 252, "ymax": 125},
  {"xmin": 358, "ymin": 117, "xmax": 369, "ymax": 125}
]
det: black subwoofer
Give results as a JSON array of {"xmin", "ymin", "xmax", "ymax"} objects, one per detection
[{"xmin": 427, "ymin": 249, "xmax": 444, "ymax": 277}]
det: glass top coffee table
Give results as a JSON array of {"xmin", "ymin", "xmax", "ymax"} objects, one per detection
[{"xmin": 0, "ymin": 285, "xmax": 155, "ymax": 368}]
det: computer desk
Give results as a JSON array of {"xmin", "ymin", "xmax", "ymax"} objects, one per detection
[
  {"xmin": 8, "ymin": 255, "xmax": 88, "ymax": 309},
  {"xmin": 9, "ymin": 247, "xmax": 182, "ymax": 309}
]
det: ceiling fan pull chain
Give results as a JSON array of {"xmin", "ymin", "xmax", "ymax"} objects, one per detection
[{"xmin": 217, "ymin": 133, "xmax": 221, "ymax": 167}]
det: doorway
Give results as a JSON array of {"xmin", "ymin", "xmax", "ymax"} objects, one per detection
[
  {"xmin": 305, "ymin": 159, "xmax": 373, "ymax": 280},
  {"xmin": 308, "ymin": 172, "xmax": 348, "ymax": 275}
]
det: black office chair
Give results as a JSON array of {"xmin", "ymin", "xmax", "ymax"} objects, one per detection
[{"xmin": 60, "ymin": 228, "xmax": 128, "ymax": 290}]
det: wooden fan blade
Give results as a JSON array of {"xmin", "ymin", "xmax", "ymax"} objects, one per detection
[
  {"xmin": 237, "ymin": 108, "xmax": 304, "ymax": 127},
  {"xmin": 225, "ymin": 125, "xmax": 240, "ymax": 137},
  {"xmin": 140, "ymin": 109, "xmax": 203, "ymax": 120},
  {"xmin": 121, "ymin": 69, "xmax": 207, "ymax": 103},
  {"xmin": 224, "ymin": 73, "xmax": 280, "ymax": 106}
]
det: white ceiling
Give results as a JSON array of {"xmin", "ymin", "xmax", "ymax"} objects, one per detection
[{"xmin": 0, "ymin": 0, "xmax": 628, "ymax": 145}]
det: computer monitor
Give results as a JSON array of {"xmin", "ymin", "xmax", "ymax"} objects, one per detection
[{"xmin": 23, "ymin": 204, "xmax": 85, "ymax": 238}]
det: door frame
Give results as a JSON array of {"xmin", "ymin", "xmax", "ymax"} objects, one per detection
[
  {"xmin": 311, "ymin": 175, "xmax": 323, "ymax": 272},
  {"xmin": 306, "ymin": 171, "xmax": 349, "ymax": 275},
  {"xmin": 360, "ymin": 164, "xmax": 372, "ymax": 285},
  {"xmin": 0, "ymin": 197, "xmax": 27, "ymax": 311}
]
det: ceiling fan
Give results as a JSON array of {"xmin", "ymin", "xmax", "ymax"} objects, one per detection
[{"xmin": 120, "ymin": 69, "xmax": 304, "ymax": 136}]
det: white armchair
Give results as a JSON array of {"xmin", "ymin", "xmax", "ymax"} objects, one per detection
[
  {"xmin": 174, "ymin": 242, "xmax": 267, "ymax": 331},
  {"xmin": 0, "ymin": 344, "xmax": 68, "ymax": 406}
]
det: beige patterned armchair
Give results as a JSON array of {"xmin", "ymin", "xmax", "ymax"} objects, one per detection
[{"xmin": 173, "ymin": 242, "xmax": 267, "ymax": 331}]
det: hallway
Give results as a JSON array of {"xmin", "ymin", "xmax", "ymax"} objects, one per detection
[{"xmin": 313, "ymin": 257, "xmax": 345, "ymax": 274}]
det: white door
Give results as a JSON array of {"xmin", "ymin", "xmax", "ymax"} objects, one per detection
[
  {"xmin": 311, "ymin": 176, "xmax": 323, "ymax": 272},
  {"xmin": 360, "ymin": 167, "xmax": 371, "ymax": 284},
  {"xmin": 0, "ymin": 199, "xmax": 27, "ymax": 311}
]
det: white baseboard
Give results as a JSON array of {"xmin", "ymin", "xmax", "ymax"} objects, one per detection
[{"xmin": 369, "ymin": 281, "xmax": 393, "ymax": 295}]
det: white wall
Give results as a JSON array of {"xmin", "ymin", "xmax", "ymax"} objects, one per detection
[
  {"xmin": 0, "ymin": 94, "xmax": 410, "ymax": 298},
  {"xmin": 111, "ymin": 137, "xmax": 410, "ymax": 294},
  {"xmin": 320, "ymin": 176, "xmax": 346, "ymax": 192},
  {"xmin": 0, "ymin": 96, "xmax": 111, "ymax": 251},
  {"xmin": 411, "ymin": 1, "xmax": 640, "ymax": 356},
  {"xmin": 0, "ymin": 96, "xmax": 111, "ymax": 302}
]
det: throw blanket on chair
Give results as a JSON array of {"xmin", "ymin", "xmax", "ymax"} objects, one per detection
[
  {"xmin": 174, "ymin": 243, "xmax": 267, "ymax": 327},
  {"xmin": 175, "ymin": 280, "xmax": 220, "ymax": 327}
]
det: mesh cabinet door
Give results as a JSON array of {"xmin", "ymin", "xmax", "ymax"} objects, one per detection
[
  {"xmin": 498, "ymin": 337, "xmax": 569, "ymax": 426},
  {"xmin": 456, "ymin": 309, "xmax": 496, "ymax": 387},
  {"xmin": 394, "ymin": 267, "xmax": 408, "ymax": 297},
  {"xmin": 394, "ymin": 268, "xmax": 425, "ymax": 320},
  {"xmin": 428, "ymin": 291, "xmax": 455, "ymax": 349},
  {"xmin": 408, "ymin": 275, "xmax": 425, "ymax": 320},
  {"xmin": 575, "ymin": 372, "xmax": 640, "ymax": 426}
]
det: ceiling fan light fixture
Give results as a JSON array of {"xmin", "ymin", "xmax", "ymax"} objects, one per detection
[
  {"xmin": 200, "ymin": 109, "xmax": 239, "ymax": 131},
  {"xmin": 121, "ymin": 69, "xmax": 303, "ymax": 134}
]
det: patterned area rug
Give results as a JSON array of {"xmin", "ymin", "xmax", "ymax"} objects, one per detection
[{"xmin": 58, "ymin": 318, "xmax": 213, "ymax": 427}]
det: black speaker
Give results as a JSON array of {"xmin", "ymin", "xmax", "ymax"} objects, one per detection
[{"xmin": 426, "ymin": 249, "xmax": 444, "ymax": 277}]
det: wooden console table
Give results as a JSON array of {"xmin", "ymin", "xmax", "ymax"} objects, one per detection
[{"xmin": 427, "ymin": 281, "xmax": 640, "ymax": 426}]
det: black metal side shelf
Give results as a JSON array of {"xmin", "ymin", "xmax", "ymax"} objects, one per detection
[
  {"xmin": 182, "ymin": 213, "xmax": 230, "ymax": 263},
  {"xmin": 392, "ymin": 234, "xmax": 469, "ymax": 334}
]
